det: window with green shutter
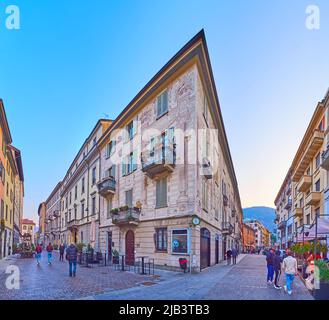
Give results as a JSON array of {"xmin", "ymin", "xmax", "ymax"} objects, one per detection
[
  {"xmin": 156, "ymin": 177, "xmax": 168, "ymax": 208},
  {"xmin": 157, "ymin": 90, "xmax": 168, "ymax": 118}
]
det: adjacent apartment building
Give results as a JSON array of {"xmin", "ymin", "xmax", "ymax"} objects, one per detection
[
  {"xmin": 242, "ymin": 223, "xmax": 256, "ymax": 252},
  {"xmin": 244, "ymin": 219, "xmax": 270, "ymax": 249},
  {"xmin": 42, "ymin": 30, "xmax": 243, "ymax": 271},
  {"xmin": 0, "ymin": 99, "xmax": 24, "ymax": 259},
  {"xmin": 21, "ymin": 218, "xmax": 36, "ymax": 245},
  {"xmin": 275, "ymin": 90, "xmax": 329, "ymax": 249},
  {"xmin": 44, "ymin": 182, "xmax": 62, "ymax": 245}
]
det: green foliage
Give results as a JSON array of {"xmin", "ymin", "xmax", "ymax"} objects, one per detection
[
  {"xmin": 53, "ymin": 244, "xmax": 58, "ymax": 250},
  {"xmin": 110, "ymin": 208, "xmax": 119, "ymax": 215},
  {"xmin": 76, "ymin": 242, "xmax": 86, "ymax": 252},
  {"xmin": 112, "ymin": 249, "xmax": 119, "ymax": 257},
  {"xmin": 315, "ymin": 260, "xmax": 329, "ymax": 282},
  {"xmin": 119, "ymin": 205, "xmax": 129, "ymax": 212}
]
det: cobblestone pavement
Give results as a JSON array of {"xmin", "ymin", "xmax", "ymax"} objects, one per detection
[
  {"xmin": 0, "ymin": 253, "xmax": 314, "ymax": 300},
  {"xmin": 0, "ymin": 252, "xmax": 150, "ymax": 300},
  {"xmin": 89, "ymin": 254, "xmax": 314, "ymax": 300}
]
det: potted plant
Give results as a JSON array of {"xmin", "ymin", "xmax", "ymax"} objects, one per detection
[
  {"xmin": 119, "ymin": 205, "xmax": 129, "ymax": 212},
  {"xmin": 314, "ymin": 260, "xmax": 329, "ymax": 300},
  {"xmin": 76, "ymin": 242, "xmax": 85, "ymax": 253},
  {"xmin": 110, "ymin": 208, "xmax": 119, "ymax": 215},
  {"xmin": 112, "ymin": 249, "xmax": 119, "ymax": 264}
]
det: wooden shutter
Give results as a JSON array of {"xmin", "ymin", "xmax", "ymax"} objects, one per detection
[
  {"xmin": 162, "ymin": 90, "xmax": 168, "ymax": 113},
  {"xmin": 157, "ymin": 95, "xmax": 162, "ymax": 117}
]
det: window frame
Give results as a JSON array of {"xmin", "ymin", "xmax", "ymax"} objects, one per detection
[
  {"xmin": 156, "ymin": 89, "xmax": 169, "ymax": 119},
  {"xmin": 171, "ymin": 228, "xmax": 190, "ymax": 255},
  {"xmin": 155, "ymin": 228, "xmax": 168, "ymax": 252}
]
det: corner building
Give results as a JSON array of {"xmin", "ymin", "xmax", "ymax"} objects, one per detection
[{"xmin": 97, "ymin": 31, "xmax": 243, "ymax": 271}]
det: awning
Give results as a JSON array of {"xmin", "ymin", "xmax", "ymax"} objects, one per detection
[{"xmin": 295, "ymin": 218, "xmax": 329, "ymax": 242}]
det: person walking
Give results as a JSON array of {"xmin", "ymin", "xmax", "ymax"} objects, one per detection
[
  {"xmin": 282, "ymin": 250, "xmax": 298, "ymax": 295},
  {"xmin": 59, "ymin": 243, "xmax": 65, "ymax": 262},
  {"xmin": 35, "ymin": 243, "xmax": 43, "ymax": 266},
  {"xmin": 266, "ymin": 248, "xmax": 275, "ymax": 284},
  {"xmin": 226, "ymin": 249, "xmax": 232, "ymax": 265},
  {"xmin": 232, "ymin": 247, "xmax": 238, "ymax": 265},
  {"xmin": 46, "ymin": 243, "xmax": 53, "ymax": 265},
  {"xmin": 66, "ymin": 243, "xmax": 78, "ymax": 277},
  {"xmin": 273, "ymin": 250, "xmax": 282, "ymax": 289}
]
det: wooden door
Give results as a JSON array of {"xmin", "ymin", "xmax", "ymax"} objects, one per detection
[
  {"xmin": 107, "ymin": 232, "xmax": 112, "ymax": 259},
  {"xmin": 215, "ymin": 238, "xmax": 219, "ymax": 264},
  {"xmin": 125, "ymin": 230, "xmax": 135, "ymax": 266},
  {"xmin": 200, "ymin": 228, "xmax": 211, "ymax": 270}
]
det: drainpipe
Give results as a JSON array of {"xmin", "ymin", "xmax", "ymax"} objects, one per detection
[{"xmin": 98, "ymin": 149, "xmax": 101, "ymax": 252}]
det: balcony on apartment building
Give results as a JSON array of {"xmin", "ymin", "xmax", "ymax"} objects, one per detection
[
  {"xmin": 277, "ymin": 220, "xmax": 287, "ymax": 230},
  {"xmin": 97, "ymin": 176, "xmax": 116, "ymax": 198},
  {"xmin": 322, "ymin": 145, "xmax": 329, "ymax": 170},
  {"xmin": 305, "ymin": 191, "xmax": 321, "ymax": 206},
  {"xmin": 111, "ymin": 208, "xmax": 141, "ymax": 226},
  {"xmin": 201, "ymin": 157, "xmax": 213, "ymax": 179},
  {"xmin": 286, "ymin": 185, "xmax": 292, "ymax": 196},
  {"xmin": 284, "ymin": 199, "xmax": 292, "ymax": 210},
  {"xmin": 292, "ymin": 129, "xmax": 324, "ymax": 182},
  {"xmin": 67, "ymin": 219, "xmax": 79, "ymax": 230},
  {"xmin": 221, "ymin": 222, "xmax": 234, "ymax": 235},
  {"xmin": 293, "ymin": 207, "xmax": 304, "ymax": 218},
  {"xmin": 141, "ymin": 144, "xmax": 176, "ymax": 179},
  {"xmin": 298, "ymin": 175, "xmax": 312, "ymax": 193}
]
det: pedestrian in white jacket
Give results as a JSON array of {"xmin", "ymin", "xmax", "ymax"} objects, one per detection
[{"xmin": 282, "ymin": 250, "xmax": 298, "ymax": 295}]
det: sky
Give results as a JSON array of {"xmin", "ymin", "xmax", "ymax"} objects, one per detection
[{"xmin": 1, "ymin": 0, "xmax": 329, "ymax": 222}]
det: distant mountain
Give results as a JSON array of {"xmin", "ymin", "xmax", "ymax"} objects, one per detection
[{"xmin": 243, "ymin": 206, "xmax": 276, "ymax": 232}]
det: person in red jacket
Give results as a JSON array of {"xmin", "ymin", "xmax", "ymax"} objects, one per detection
[
  {"xmin": 35, "ymin": 244, "xmax": 43, "ymax": 266},
  {"xmin": 46, "ymin": 243, "xmax": 53, "ymax": 265}
]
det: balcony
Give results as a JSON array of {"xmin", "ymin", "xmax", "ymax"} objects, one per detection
[
  {"xmin": 286, "ymin": 185, "xmax": 292, "ymax": 196},
  {"xmin": 223, "ymin": 194, "xmax": 228, "ymax": 206},
  {"xmin": 67, "ymin": 219, "xmax": 79, "ymax": 230},
  {"xmin": 293, "ymin": 207, "xmax": 304, "ymax": 218},
  {"xmin": 97, "ymin": 176, "xmax": 116, "ymax": 198},
  {"xmin": 277, "ymin": 220, "xmax": 287, "ymax": 230},
  {"xmin": 111, "ymin": 208, "xmax": 140, "ymax": 226},
  {"xmin": 292, "ymin": 129, "xmax": 324, "ymax": 182},
  {"xmin": 221, "ymin": 222, "xmax": 234, "ymax": 235},
  {"xmin": 297, "ymin": 175, "xmax": 312, "ymax": 193},
  {"xmin": 284, "ymin": 199, "xmax": 292, "ymax": 210},
  {"xmin": 141, "ymin": 144, "xmax": 176, "ymax": 179},
  {"xmin": 322, "ymin": 146, "xmax": 329, "ymax": 170},
  {"xmin": 305, "ymin": 191, "xmax": 321, "ymax": 206},
  {"xmin": 201, "ymin": 157, "xmax": 213, "ymax": 179}
]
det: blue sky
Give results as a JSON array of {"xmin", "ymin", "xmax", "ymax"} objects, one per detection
[{"xmin": 1, "ymin": 0, "xmax": 329, "ymax": 222}]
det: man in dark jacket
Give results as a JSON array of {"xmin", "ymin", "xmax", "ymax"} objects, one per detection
[
  {"xmin": 226, "ymin": 249, "xmax": 232, "ymax": 265},
  {"xmin": 66, "ymin": 243, "xmax": 78, "ymax": 277},
  {"xmin": 273, "ymin": 250, "xmax": 282, "ymax": 289},
  {"xmin": 59, "ymin": 243, "xmax": 65, "ymax": 262},
  {"xmin": 266, "ymin": 249, "xmax": 275, "ymax": 284},
  {"xmin": 232, "ymin": 248, "xmax": 238, "ymax": 265}
]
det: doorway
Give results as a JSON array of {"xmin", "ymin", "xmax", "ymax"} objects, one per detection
[
  {"xmin": 107, "ymin": 231, "xmax": 112, "ymax": 260},
  {"xmin": 215, "ymin": 237, "xmax": 219, "ymax": 264},
  {"xmin": 125, "ymin": 230, "xmax": 135, "ymax": 266},
  {"xmin": 200, "ymin": 228, "xmax": 211, "ymax": 270}
]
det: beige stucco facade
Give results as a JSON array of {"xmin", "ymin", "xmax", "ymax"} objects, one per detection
[
  {"xmin": 96, "ymin": 31, "xmax": 243, "ymax": 271},
  {"xmin": 275, "ymin": 90, "xmax": 329, "ymax": 249}
]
